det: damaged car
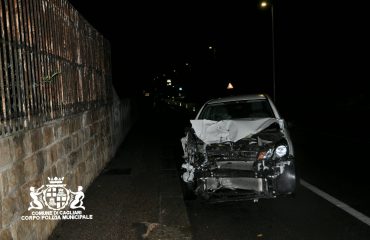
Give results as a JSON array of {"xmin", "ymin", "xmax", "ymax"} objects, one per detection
[{"xmin": 180, "ymin": 94, "xmax": 296, "ymax": 202}]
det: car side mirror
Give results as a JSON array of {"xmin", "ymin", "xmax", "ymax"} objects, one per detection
[{"xmin": 278, "ymin": 119, "xmax": 294, "ymax": 129}]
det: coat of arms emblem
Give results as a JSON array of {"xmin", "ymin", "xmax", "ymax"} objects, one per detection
[{"xmin": 28, "ymin": 177, "xmax": 85, "ymax": 211}]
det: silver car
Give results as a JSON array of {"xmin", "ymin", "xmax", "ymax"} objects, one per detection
[{"xmin": 181, "ymin": 94, "xmax": 296, "ymax": 202}]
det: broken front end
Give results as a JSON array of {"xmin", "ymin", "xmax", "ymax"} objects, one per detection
[{"xmin": 181, "ymin": 120, "xmax": 296, "ymax": 202}]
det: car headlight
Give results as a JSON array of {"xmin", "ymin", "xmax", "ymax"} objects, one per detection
[{"xmin": 275, "ymin": 145, "xmax": 287, "ymax": 157}]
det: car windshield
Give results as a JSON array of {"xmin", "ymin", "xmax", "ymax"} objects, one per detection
[{"xmin": 198, "ymin": 99, "xmax": 275, "ymax": 121}]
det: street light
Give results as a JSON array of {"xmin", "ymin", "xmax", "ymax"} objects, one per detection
[
  {"xmin": 260, "ymin": 0, "xmax": 276, "ymax": 102},
  {"xmin": 208, "ymin": 44, "xmax": 216, "ymax": 58}
]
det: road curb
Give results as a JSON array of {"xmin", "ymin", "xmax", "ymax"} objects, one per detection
[{"xmin": 156, "ymin": 169, "xmax": 192, "ymax": 239}]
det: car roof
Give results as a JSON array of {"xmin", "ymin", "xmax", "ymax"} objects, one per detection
[{"xmin": 205, "ymin": 94, "xmax": 268, "ymax": 104}]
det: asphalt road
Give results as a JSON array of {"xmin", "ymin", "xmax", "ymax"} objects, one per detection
[
  {"xmin": 50, "ymin": 101, "xmax": 370, "ymax": 239},
  {"xmin": 50, "ymin": 101, "xmax": 192, "ymax": 240},
  {"xmin": 163, "ymin": 102, "xmax": 370, "ymax": 240},
  {"xmin": 291, "ymin": 125, "xmax": 370, "ymax": 218},
  {"xmin": 186, "ymin": 186, "xmax": 370, "ymax": 240}
]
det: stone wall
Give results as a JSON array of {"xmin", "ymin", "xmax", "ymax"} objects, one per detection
[{"xmin": 0, "ymin": 100, "xmax": 133, "ymax": 239}]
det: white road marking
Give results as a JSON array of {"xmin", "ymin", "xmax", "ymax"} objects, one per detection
[{"xmin": 300, "ymin": 179, "xmax": 370, "ymax": 226}]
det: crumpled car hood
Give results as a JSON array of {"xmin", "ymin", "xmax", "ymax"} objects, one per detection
[{"xmin": 190, "ymin": 118, "xmax": 278, "ymax": 144}]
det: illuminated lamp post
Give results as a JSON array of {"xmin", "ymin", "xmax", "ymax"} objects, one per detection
[{"xmin": 260, "ymin": 0, "xmax": 276, "ymax": 102}]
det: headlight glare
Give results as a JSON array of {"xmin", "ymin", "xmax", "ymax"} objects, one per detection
[{"xmin": 275, "ymin": 145, "xmax": 287, "ymax": 157}]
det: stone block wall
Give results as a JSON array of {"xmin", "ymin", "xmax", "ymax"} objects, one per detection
[{"xmin": 0, "ymin": 100, "xmax": 132, "ymax": 239}]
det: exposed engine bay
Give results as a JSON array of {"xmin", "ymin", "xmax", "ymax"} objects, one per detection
[{"xmin": 181, "ymin": 118, "xmax": 296, "ymax": 202}]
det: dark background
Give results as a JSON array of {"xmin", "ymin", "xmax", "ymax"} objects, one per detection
[
  {"xmin": 64, "ymin": 1, "xmax": 370, "ymax": 232},
  {"xmin": 69, "ymin": 0, "xmax": 369, "ymax": 129}
]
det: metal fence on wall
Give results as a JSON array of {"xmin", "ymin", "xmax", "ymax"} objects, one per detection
[{"xmin": 0, "ymin": 0, "xmax": 112, "ymax": 136}]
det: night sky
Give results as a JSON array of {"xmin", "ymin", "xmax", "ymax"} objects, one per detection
[{"xmin": 69, "ymin": 0, "xmax": 369, "ymax": 124}]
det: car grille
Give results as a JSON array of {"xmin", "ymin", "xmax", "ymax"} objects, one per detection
[{"xmin": 205, "ymin": 142, "xmax": 258, "ymax": 162}]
